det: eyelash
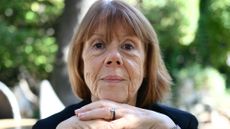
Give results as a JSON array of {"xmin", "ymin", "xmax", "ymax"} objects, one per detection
[
  {"xmin": 121, "ymin": 41, "xmax": 135, "ymax": 51},
  {"xmin": 91, "ymin": 39, "xmax": 135, "ymax": 51},
  {"xmin": 92, "ymin": 40, "xmax": 105, "ymax": 50}
]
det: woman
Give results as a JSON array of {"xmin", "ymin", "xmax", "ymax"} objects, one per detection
[{"xmin": 33, "ymin": 0, "xmax": 198, "ymax": 129}]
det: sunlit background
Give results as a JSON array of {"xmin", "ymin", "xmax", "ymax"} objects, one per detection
[{"xmin": 0, "ymin": 0, "xmax": 229, "ymax": 128}]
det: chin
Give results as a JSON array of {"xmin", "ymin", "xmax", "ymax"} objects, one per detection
[{"xmin": 99, "ymin": 95, "xmax": 127, "ymax": 103}]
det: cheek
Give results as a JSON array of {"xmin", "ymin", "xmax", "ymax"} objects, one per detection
[
  {"xmin": 83, "ymin": 57, "xmax": 103, "ymax": 90},
  {"xmin": 126, "ymin": 57, "xmax": 145, "ymax": 92}
]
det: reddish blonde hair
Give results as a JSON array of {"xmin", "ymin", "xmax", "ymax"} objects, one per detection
[{"xmin": 68, "ymin": 0, "xmax": 172, "ymax": 107}]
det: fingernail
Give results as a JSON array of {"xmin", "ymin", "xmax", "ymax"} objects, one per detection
[
  {"xmin": 78, "ymin": 113, "xmax": 85, "ymax": 118},
  {"xmin": 75, "ymin": 110, "xmax": 79, "ymax": 116}
]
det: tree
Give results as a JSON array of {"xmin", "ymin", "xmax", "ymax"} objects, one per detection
[
  {"xmin": 191, "ymin": 0, "xmax": 230, "ymax": 86},
  {"xmin": 51, "ymin": 0, "xmax": 96, "ymax": 105},
  {"xmin": 140, "ymin": 0, "xmax": 230, "ymax": 106},
  {"xmin": 0, "ymin": 0, "xmax": 63, "ymax": 86}
]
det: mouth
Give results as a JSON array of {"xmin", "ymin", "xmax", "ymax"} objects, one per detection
[{"xmin": 101, "ymin": 75, "xmax": 125, "ymax": 83}]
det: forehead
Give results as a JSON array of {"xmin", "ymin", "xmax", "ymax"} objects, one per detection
[
  {"xmin": 93, "ymin": 23, "xmax": 135, "ymax": 38},
  {"xmin": 87, "ymin": 19, "xmax": 137, "ymax": 43}
]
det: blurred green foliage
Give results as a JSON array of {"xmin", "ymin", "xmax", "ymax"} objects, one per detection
[
  {"xmin": 141, "ymin": 0, "xmax": 230, "ymax": 90},
  {"xmin": 0, "ymin": 0, "xmax": 64, "ymax": 86},
  {"xmin": 0, "ymin": 0, "xmax": 229, "ymax": 92}
]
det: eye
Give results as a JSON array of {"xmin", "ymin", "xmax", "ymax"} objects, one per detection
[
  {"xmin": 92, "ymin": 40, "xmax": 105, "ymax": 50},
  {"xmin": 121, "ymin": 41, "xmax": 135, "ymax": 51}
]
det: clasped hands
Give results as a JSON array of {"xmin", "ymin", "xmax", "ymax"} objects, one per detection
[{"xmin": 56, "ymin": 100, "xmax": 176, "ymax": 129}]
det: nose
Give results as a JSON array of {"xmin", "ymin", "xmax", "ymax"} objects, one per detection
[{"xmin": 104, "ymin": 49, "xmax": 123, "ymax": 67}]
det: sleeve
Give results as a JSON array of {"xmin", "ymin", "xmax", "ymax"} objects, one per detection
[
  {"xmin": 32, "ymin": 101, "xmax": 88, "ymax": 129},
  {"xmin": 186, "ymin": 114, "xmax": 199, "ymax": 129},
  {"xmin": 32, "ymin": 118, "xmax": 60, "ymax": 129}
]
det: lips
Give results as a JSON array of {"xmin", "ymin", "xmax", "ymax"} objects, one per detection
[{"xmin": 101, "ymin": 75, "xmax": 125, "ymax": 83}]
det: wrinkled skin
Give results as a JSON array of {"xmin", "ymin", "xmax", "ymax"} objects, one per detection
[
  {"xmin": 56, "ymin": 26, "xmax": 176, "ymax": 129},
  {"xmin": 82, "ymin": 26, "xmax": 145, "ymax": 105}
]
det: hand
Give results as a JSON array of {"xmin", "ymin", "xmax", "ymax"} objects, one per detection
[
  {"xmin": 75, "ymin": 100, "xmax": 176, "ymax": 129},
  {"xmin": 56, "ymin": 115, "xmax": 113, "ymax": 129}
]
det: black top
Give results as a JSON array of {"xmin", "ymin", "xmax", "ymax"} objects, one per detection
[{"xmin": 32, "ymin": 100, "xmax": 198, "ymax": 129}]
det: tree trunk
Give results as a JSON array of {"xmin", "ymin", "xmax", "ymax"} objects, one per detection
[{"xmin": 51, "ymin": 0, "xmax": 95, "ymax": 105}]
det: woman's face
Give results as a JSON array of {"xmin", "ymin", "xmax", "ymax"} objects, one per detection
[{"xmin": 82, "ymin": 26, "xmax": 145, "ymax": 105}]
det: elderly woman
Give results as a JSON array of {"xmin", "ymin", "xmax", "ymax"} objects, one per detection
[{"xmin": 33, "ymin": 0, "xmax": 198, "ymax": 129}]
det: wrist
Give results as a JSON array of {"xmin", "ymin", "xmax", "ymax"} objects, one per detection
[
  {"xmin": 171, "ymin": 125, "xmax": 181, "ymax": 129},
  {"xmin": 151, "ymin": 113, "xmax": 177, "ymax": 129}
]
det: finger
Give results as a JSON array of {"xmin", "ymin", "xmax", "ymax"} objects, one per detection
[
  {"xmin": 75, "ymin": 100, "xmax": 114, "ymax": 115},
  {"xmin": 75, "ymin": 101, "xmax": 104, "ymax": 116},
  {"xmin": 77, "ymin": 107, "xmax": 114, "ymax": 121}
]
